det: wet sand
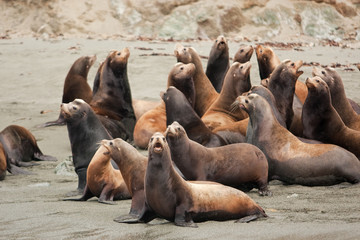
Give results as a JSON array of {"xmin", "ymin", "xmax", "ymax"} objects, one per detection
[{"xmin": 0, "ymin": 38, "xmax": 359, "ymax": 239}]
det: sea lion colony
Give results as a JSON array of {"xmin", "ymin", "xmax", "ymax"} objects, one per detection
[{"xmin": 2, "ymin": 36, "xmax": 359, "ymax": 227}]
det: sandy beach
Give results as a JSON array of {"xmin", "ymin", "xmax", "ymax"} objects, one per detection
[{"xmin": 0, "ymin": 37, "xmax": 359, "ymax": 239}]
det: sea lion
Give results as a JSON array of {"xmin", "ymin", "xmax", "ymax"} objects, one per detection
[
  {"xmin": 0, "ymin": 143, "xmax": 7, "ymax": 180},
  {"xmin": 90, "ymin": 48, "xmax": 136, "ymax": 141},
  {"xmin": 61, "ymin": 99, "xmax": 117, "ymax": 193},
  {"xmin": 165, "ymin": 121, "xmax": 270, "ymax": 196},
  {"xmin": 132, "ymin": 99, "xmax": 159, "ymax": 120},
  {"xmin": 174, "ymin": 43, "xmax": 218, "ymax": 117},
  {"xmin": 302, "ymin": 76, "xmax": 360, "ymax": 159},
  {"xmin": 162, "ymin": 86, "xmax": 231, "ymax": 147},
  {"xmin": 0, "ymin": 125, "xmax": 57, "ymax": 167},
  {"xmin": 233, "ymin": 45, "xmax": 254, "ymax": 63},
  {"xmin": 312, "ymin": 66, "xmax": 360, "ymax": 130},
  {"xmin": 205, "ymin": 35, "xmax": 230, "ymax": 92},
  {"xmin": 41, "ymin": 55, "xmax": 96, "ymax": 127},
  {"xmin": 64, "ymin": 144, "xmax": 131, "ymax": 203},
  {"xmin": 201, "ymin": 61, "xmax": 251, "ymax": 130},
  {"xmin": 267, "ymin": 59, "xmax": 303, "ymax": 129},
  {"xmin": 120, "ymin": 132, "xmax": 267, "ymax": 227},
  {"xmin": 133, "ymin": 62, "xmax": 196, "ymax": 149},
  {"xmin": 236, "ymin": 93, "xmax": 360, "ymax": 185}
]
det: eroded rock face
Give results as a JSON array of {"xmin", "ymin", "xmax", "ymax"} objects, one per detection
[{"xmin": 0, "ymin": 0, "xmax": 359, "ymax": 42}]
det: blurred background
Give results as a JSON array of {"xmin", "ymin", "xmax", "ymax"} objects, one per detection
[{"xmin": 0, "ymin": 0, "xmax": 359, "ymax": 44}]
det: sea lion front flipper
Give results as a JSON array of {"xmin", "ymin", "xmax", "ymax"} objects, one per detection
[
  {"xmin": 98, "ymin": 187, "xmax": 116, "ymax": 205},
  {"xmin": 174, "ymin": 205, "xmax": 198, "ymax": 228},
  {"xmin": 235, "ymin": 214, "xmax": 260, "ymax": 223},
  {"xmin": 7, "ymin": 163, "xmax": 33, "ymax": 175},
  {"xmin": 114, "ymin": 214, "xmax": 141, "ymax": 223},
  {"xmin": 63, "ymin": 185, "xmax": 94, "ymax": 201},
  {"xmin": 33, "ymin": 152, "xmax": 57, "ymax": 161}
]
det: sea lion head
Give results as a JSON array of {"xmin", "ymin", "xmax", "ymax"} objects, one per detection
[
  {"xmin": 312, "ymin": 66, "xmax": 337, "ymax": 87},
  {"xmin": 171, "ymin": 62, "xmax": 196, "ymax": 82},
  {"xmin": 284, "ymin": 59, "xmax": 303, "ymax": 79},
  {"xmin": 174, "ymin": 43, "xmax": 193, "ymax": 64},
  {"xmin": 60, "ymin": 99, "xmax": 88, "ymax": 121},
  {"xmin": 149, "ymin": 132, "xmax": 167, "ymax": 155},
  {"xmin": 305, "ymin": 76, "xmax": 329, "ymax": 95},
  {"xmin": 165, "ymin": 121, "xmax": 187, "ymax": 140},
  {"xmin": 234, "ymin": 45, "xmax": 254, "ymax": 63},
  {"xmin": 108, "ymin": 47, "xmax": 130, "ymax": 69},
  {"xmin": 214, "ymin": 35, "xmax": 228, "ymax": 52}
]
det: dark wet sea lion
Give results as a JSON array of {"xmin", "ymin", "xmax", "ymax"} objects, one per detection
[
  {"xmin": 267, "ymin": 59, "xmax": 303, "ymax": 129},
  {"xmin": 174, "ymin": 43, "xmax": 218, "ymax": 117},
  {"xmin": 312, "ymin": 66, "xmax": 360, "ymax": 130},
  {"xmin": 202, "ymin": 61, "xmax": 251, "ymax": 130},
  {"xmin": 0, "ymin": 125, "xmax": 57, "ymax": 167},
  {"xmin": 61, "ymin": 99, "xmax": 117, "ymax": 193},
  {"xmin": 236, "ymin": 93, "xmax": 360, "ymax": 185},
  {"xmin": 90, "ymin": 48, "xmax": 136, "ymax": 141},
  {"xmin": 41, "ymin": 55, "xmax": 96, "ymax": 127},
  {"xmin": 133, "ymin": 62, "xmax": 196, "ymax": 149},
  {"xmin": 162, "ymin": 87, "xmax": 230, "ymax": 147},
  {"xmin": 165, "ymin": 121, "xmax": 270, "ymax": 196},
  {"xmin": 64, "ymin": 144, "xmax": 130, "ymax": 203},
  {"xmin": 122, "ymin": 132, "xmax": 267, "ymax": 227},
  {"xmin": 302, "ymin": 76, "xmax": 360, "ymax": 159},
  {"xmin": 233, "ymin": 45, "xmax": 254, "ymax": 63},
  {"xmin": 205, "ymin": 35, "xmax": 230, "ymax": 92}
]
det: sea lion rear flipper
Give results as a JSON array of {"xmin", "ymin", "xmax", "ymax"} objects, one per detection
[
  {"xmin": 235, "ymin": 214, "xmax": 260, "ymax": 223},
  {"xmin": 33, "ymin": 152, "xmax": 57, "ymax": 161},
  {"xmin": 8, "ymin": 164, "xmax": 33, "ymax": 175}
]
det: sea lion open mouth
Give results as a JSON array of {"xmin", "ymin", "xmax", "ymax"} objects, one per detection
[{"xmin": 153, "ymin": 142, "xmax": 163, "ymax": 153}]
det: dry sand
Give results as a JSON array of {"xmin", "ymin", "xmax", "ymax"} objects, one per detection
[{"xmin": 0, "ymin": 38, "xmax": 359, "ymax": 239}]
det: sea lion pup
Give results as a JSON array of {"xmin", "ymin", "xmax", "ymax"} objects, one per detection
[
  {"xmin": 165, "ymin": 121, "xmax": 271, "ymax": 196},
  {"xmin": 120, "ymin": 132, "xmax": 267, "ymax": 227},
  {"xmin": 133, "ymin": 62, "xmax": 196, "ymax": 149},
  {"xmin": 90, "ymin": 48, "xmax": 136, "ymax": 141},
  {"xmin": 267, "ymin": 59, "xmax": 303, "ymax": 129},
  {"xmin": 236, "ymin": 93, "xmax": 360, "ymax": 185},
  {"xmin": 302, "ymin": 77, "xmax": 360, "ymax": 159},
  {"xmin": 162, "ymin": 86, "xmax": 232, "ymax": 147},
  {"xmin": 40, "ymin": 55, "xmax": 96, "ymax": 128},
  {"xmin": 61, "ymin": 99, "xmax": 118, "ymax": 194},
  {"xmin": 0, "ymin": 125, "xmax": 57, "ymax": 168},
  {"xmin": 64, "ymin": 143, "xmax": 130, "ymax": 203},
  {"xmin": 312, "ymin": 67, "xmax": 360, "ymax": 130},
  {"xmin": 201, "ymin": 61, "xmax": 251, "ymax": 130},
  {"xmin": 174, "ymin": 43, "xmax": 218, "ymax": 117},
  {"xmin": 205, "ymin": 35, "xmax": 230, "ymax": 93}
]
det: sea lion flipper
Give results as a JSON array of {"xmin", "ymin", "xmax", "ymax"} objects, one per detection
[
  {"xmin": 33, "ymin": 152, "xmax": 57, "ymax": 161},
  {"xmin": 8, "ymin": 164, "xmax": 33, "ymax": 175},
  {"xmin": 174, "ymin": 205, "xmax": 198, "ymax": 228},
  {"xmin": 114, "ymin": 214, "xmax": 141, "ymax": 223},
  {"xmin": 63, "ymin": 185, "xmax": 94, "ymax": 201},
  {"xmin": 234, "ymin": 214, "xmax": 260, "ymax": 223}
]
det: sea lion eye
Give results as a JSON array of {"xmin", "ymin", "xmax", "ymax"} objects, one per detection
[
  {"xmin": 316, "ymin": 79, "xmax": 320, "ymax": 83},
  {"xmin": 177, "ymin": 127, "xmax": 181, "ymax": 131},
  {"xmin": 245, "ymin": 99, "xmax": 249, "ymax": 103},
  {"xmin": 73, "ymin": 106, "xmax": 77, "ymax": 110},
  {"xmin": 109, "ymin": 142, "xmax": 113, "ymax": 145},
  {"xmin": 180, "ymin": 67, "xmax": 184, "ymax": 70},
  {"xmin": 117, "ymin": 52, "xmax": 121, "ymax": 56},
  {"xmin": 150, "ymin": 137, "xmax": 154, "ymax": 142},
  {"xmin": 321, "ymin": 71, "xmax": 326, "ymax": 75},
  {"xmin": 162, "ymin": 137, "xmax": 166, "ymax": 141},
  {"xmin": 240, "ymin": 49, "xmax": 244, "ymax": 53},
  {"xmin": 291, "ymin": 63, "xmax": 295, "ymax": 66},
  {"xmin": 215, "ymin": 40, "xmax": 218, "ymax": 43},
  {"xmin": 240, "ymin": 66, "xmax": 243, "ymax": 69}
]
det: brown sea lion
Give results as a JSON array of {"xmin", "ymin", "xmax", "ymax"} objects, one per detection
[
  {"xmin": 132, "ymin": 99, "xmax": 159, "ymax": 120},
  {"xmin": 64, "ymin": 144, "xmax": 130, "ymax": 203},
  {"xmin": 233, "ymin": 45, "xmax": 254, "ymax": 63},
  {"xmin": 201, "ymin": 61, "xmax": 251, "ymax": 130},
  {"xmin": 0, "ymin": 125, "xmax": 57, "ymax": 168},
  {"xmin": 267, "ymin": 59, "xmax": 303, "ymax": 129},
  {"xmin": 133, "ymin": 62, "xmax": 196, "ymax": 149},
  {"xmin": 175, "ymin": 43, "xmax": 218, "ymax": 117},
  {"xmin": 302, "ymin": 76, "xmax": 360, "ymax": 159},
  {"xmin": 90, "ymin": 48, "xmax": 136, "ymax": 141},
  {"xmin": 41, "ymin": 55, "xmax": 96, "ymax": 127},
  {"xmin": 162, "ymin": 87, "xmax": 232, "ymax": 147},
  {"xmin": 205, "ymin": 35, "xmax": 230, "ymax": 92},
  {"xmin": 61, "ymin": 99, "xmax": 117, "ymax": 194},
  {"xmin": 236, "ymin": 93, "xmax": 360, "ymax": 185},
  {"xmin": 0, "ymin": 143, "xmax": 7, "ymax": 180},
  {"xmin": 120, "ymin": 132, "xmax": 267, "ymax": 227},
  {"xmin": 312, "ymin": 66, "xmax": 360, "ymax": 130},
  {"xmin": 165, "ymin": 121, "xmax": 270, "ymax": 196}
]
